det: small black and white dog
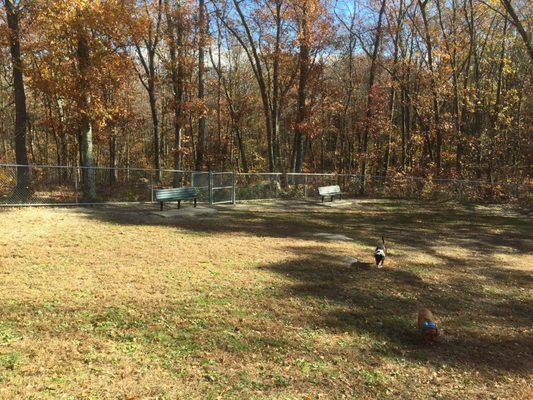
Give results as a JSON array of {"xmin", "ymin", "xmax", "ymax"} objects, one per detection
[{"xmin": 374, "ymin": 236, "xmax": 386, "ymax": 268}]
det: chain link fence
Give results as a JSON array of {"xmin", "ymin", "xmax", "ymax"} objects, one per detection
[
  {"xmin": 235, "ymin": 172, "xmax": 531, "ymax": 206},
  {"xmin": 0, "ymin": 164, "xmax": 531, "ymax": 207}
]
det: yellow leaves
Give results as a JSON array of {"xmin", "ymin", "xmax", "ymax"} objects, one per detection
[
  {"xmin": 19, "ymin": 0, "xmax": 138, "ymax": 136},
  {"xmin": 186, "ymin": 99, "xmax": 209, "ymax": 119}
]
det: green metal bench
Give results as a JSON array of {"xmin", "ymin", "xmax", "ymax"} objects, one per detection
[
  {"xmin": 154, "ymin": 187, "xmax": 198, "ymax": 211},
  {"xmin": 318, "ymin": 185, "xmax": 343, "ymax": 202}
]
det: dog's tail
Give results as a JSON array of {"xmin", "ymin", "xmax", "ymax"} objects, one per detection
[{"xmin": 382, "ymin": 236, "xmax": 386, "ymax": 250}]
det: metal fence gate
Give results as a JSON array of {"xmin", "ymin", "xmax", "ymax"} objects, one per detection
[{"xmin": 191, "ymin": 171, "xmax": 235, "ymax": 205}]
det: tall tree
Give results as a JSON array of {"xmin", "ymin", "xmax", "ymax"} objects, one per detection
[
  {"xmin": 134, "ymin": 0, "xmax": 164, "ymax": 181},
  {"xmin": 196, "ymin": 0, "xmax": 206, "ymax": 170},
  {"xmin": 419, "ymin": 0, "xmax": 443, "ymax": 174},
  {"xmin": 4, "ymin": 0, "xmax": 30, "ymax": 197},
  {"xmin": 75, "ymin": 6, "xmax": 96, "ymax": 201},
  {"xmin": 271, "ymin": 0, "xmax": 285, "ymax": 170},
  {"xmin": 215, "ymin": 0, "xmax": 277, "ymax": 172},
  {"xmin": 360, "ymin": 0, "xmax": 387, "ymax": 192},
  {"xmin": 500, "ymin": 0, "xmax": 533, "ymax": 60},
  {"xmin": 293, "ymin": 0, "xmax": 311, "ymax": 173},
  {"xmin": 164, "ymin": 0, "xmax": 187, "ymax": 185}
]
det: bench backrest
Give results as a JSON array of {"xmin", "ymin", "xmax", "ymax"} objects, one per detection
[
  {"xmin": 318, "ymin": 185, "xmax": 341, "ymax": 196},
  {"xmin": 154, "ymin": 187, "xmax": 198, "ymax": 201}
]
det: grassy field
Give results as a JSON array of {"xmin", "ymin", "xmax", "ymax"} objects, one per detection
[{"xmin": 0, "ymin": 199, "xmax": 531, "ymax": 399}]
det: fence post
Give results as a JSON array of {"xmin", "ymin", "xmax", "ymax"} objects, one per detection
[
  {"xmin": 150, "ymin": 172, "xmax": 154, "ymax": 203},
  {"xmin": 74, "ymin": 166, "xmax": 79, "ymax": 204},
  {"xmin": 208, "ymin": 171, "xmax": 213, "ymax": 205},
  {"xmin": 304, "ymin": 175, "xmax": 308, "ymax": 198},
  {"xmin": 232, "ymin": 171, "xmax": 236, "ymax": 205}
]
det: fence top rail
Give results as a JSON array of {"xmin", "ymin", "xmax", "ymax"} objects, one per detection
[
  {"xmin": 238, "ymin": 172, "xmax": 352, "ymax": 177},
  {"xmin": 237, "ymin": 172, "xmax": 283, "ymax": 176},
  {"xmin": 1, "ymin": 164, "xmax": 530, "ymax": 188},
  {"xmin": 0, "ymin": 164, "xmax": 197, "ymax": 174}
]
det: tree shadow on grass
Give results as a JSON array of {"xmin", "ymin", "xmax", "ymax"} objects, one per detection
[
  {"xmin": 75, "ymin": 201, "xmax": 532, "ymax": 270},
  {"xmin": 262, "ymin": 246, "xmax": 533, "ymax": 375},
  {"xmin": 66, "ymin": 202, "xmax": 533, "ymax": 373}
]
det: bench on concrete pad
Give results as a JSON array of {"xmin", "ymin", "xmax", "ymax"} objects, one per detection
[
  {"xmin": 318, "ymin": 185, "xmax": 343, "ymax": 202},
  {"xmin": 154, "ymin": 187, "xmax": 198, "ymax": 211}
]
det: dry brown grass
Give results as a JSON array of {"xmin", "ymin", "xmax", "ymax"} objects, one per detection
[{"xmin": 0, "ymin": 200, "xmax": 532, "ymax": 399}]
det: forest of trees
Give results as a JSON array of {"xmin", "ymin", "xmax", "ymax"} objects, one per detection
[{"xmin": 0, "ymin": 0, "xmax": 531, "ymax": 196}]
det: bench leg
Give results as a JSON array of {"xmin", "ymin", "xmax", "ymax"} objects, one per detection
[
  {"xmin": 178, "ymin": 200, "xmax": 181, "ymax": 209},
  {"xmin": 160, "ymin": 202, "xmax": 163, "ymax": 211},
  {"xmin": 194, "ymin": 198, "xmax": 197, "ymax": 208},
  {"xmin": 322, "ymin": 196, "xmax": 324, "ymax": 203}
]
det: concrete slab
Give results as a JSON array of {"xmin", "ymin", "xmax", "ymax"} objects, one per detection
[
  {"xmin": 312, "ymin": 232, "xmax": 353, "ymax": 241},
  {"xmin": 151, "ymin": 207, "xmax": 219, "ymax": 218},
  {"xmin": 319, "ymin": 200, "xmax": 354, "ymax": 208}
]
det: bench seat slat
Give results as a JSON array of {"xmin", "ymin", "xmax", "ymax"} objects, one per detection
[
  {"xmin": 154, "ymin": 187, "xmax": 198, "ymax": 201},
  {"xmin": 318, "ymin": 185, "xmax": 341, "ymax": 196},
  {"xmin": 156, "ymin": 194, "xmax": 195, "ymax": 200},
  {"xmin": 155, "ymin": 194, "xmax": 197, "ymax": 199}
]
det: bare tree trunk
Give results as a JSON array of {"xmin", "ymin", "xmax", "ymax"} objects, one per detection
[
  {"xmin": 161, "ymin": 96, "xmax": 167, "ymax": 161},
  {"xmin": 208, "ymin": 46, "xmax": 249, "ymax": 172},
  {"xmin": 125, "ymin": 128, "xmax": 130, "ymax": 182},
  {"xmin": 383, "ymin": 0, "xmax": 404, "ymax": 181},
  {"xmin": 148, "ymin": 77, "xmax": 161, "ymax": 178},
  {"xmin": 55, "ymin": 98, "xmax": 68, "ymax": 179},
  {"xmin": 294, "ymin": 2, "xmax": 310, "ymax": 173},
  {"xmin": 215, "ymin": 18, "xmax": 223, "ymax": 165},
  {"xmin": 271, "ymin": 0, "xmax": 283, "ymax": 170},
  {"xmin": 76, "ymin": 12, "xmax": 96, "ymax": 201},
  {"xmin": 235, "ymin": 128, "xmax": 249, "ymax": 173},
  {"xmin": 458, "ymin": 49, "xmax": 471, "ymax": 175},
  {"xmin": 135, "ymin": 0, "xmax": 163, "ymax": 182},
  {"xmin": 437, "ymin": 0, "xmax": 463, "ymax": 175},
  {"xmin": 220, "ymin": 0, "xmax": 275, "ymax": 171},
  {"xmin": 420, "ymin": 0, "xmax": 443, "ymax": 174},
  {"xmin": 490, "ymin": 19, "xmax": 508, "ymax": 180},
  {"xmin": 500, "ymin": 0, "xmax": 533, "ymax": 60},
  {"xmin": 196, "ymin": 0, "xmax": 206, "ymax": 171},
  {"xmin": 360, "ymin": 0, "xmax": 386, "ymax": 193},
  {"xmin": 401, "ymin": 34, "xmax": 415, "ymax": 171},
  {"xmin": 109, "ymin": 129, "xmax": 117, "ymax": 185},
  {"xmin": 5, "ymin": 0, "xmax": 30, "ymax": 197},
  {"xmin": 465, "ymin": 0, "xmax": 483, "ymax": 179},
  {"xmin": 165, "ymin": 0, "xmax": 185, "ymax": 186}
]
